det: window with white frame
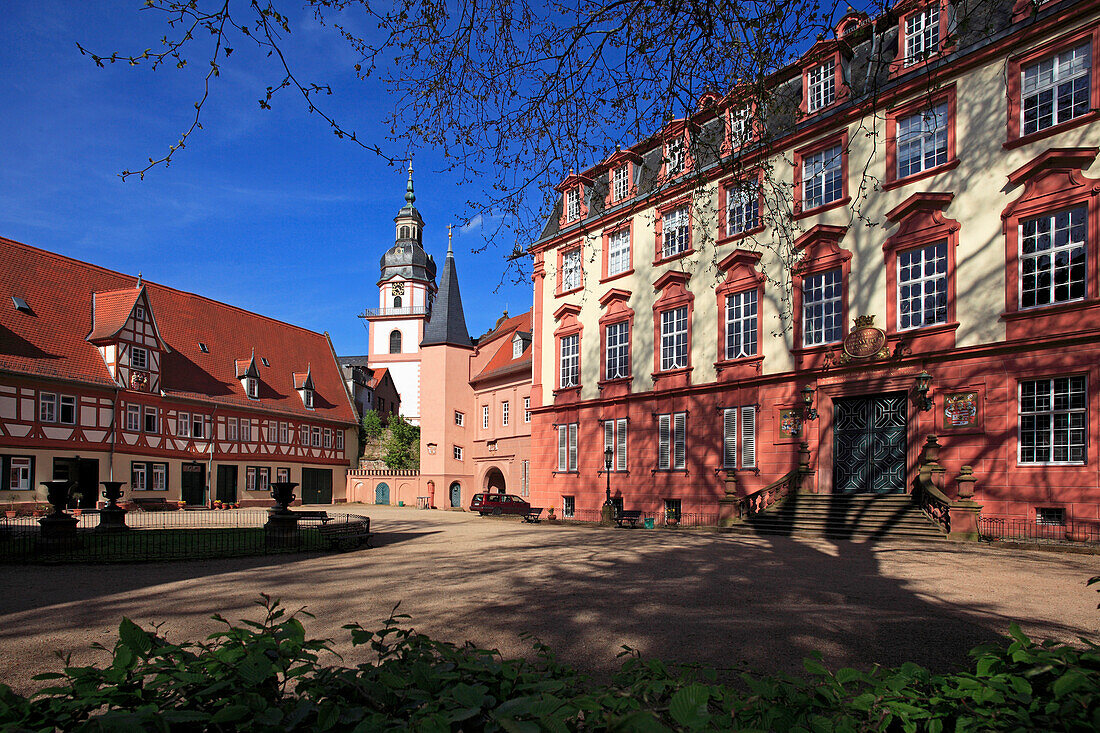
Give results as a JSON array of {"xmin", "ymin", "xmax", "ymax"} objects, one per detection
[
  {"xmin": 144, "ymin": 406, "xmax": 158, "ymax": 433},
  {"xmin": 725, "ymin": 290, "xmax": 758, "ymax": 359},
  {"xmin": 482, "ymin": 404, "xmax": 490, "ymax": 429},
  {"xmin": 605, "ymin": 321, "xmax": 630, "ymax": 380},
  {"xmin": 563, "ymin": 495, "xmax": 575, "ymax": 518},
  {"xmin": 1022, "ymin": 42, "xmax": 1091, "ymax": 136},
  {"xmin": 258, "ymin": 467, "xmax": 270, "ymax": 491},
  {"xmin": 324, "ymin": 428, "xmax": 333, "ymax": 449},
  {"xmin": 557, "ymin": 423, "xmax": 578, "ymax": 471},
  {"xmin": 131, "ymin": 462, "xmax": 147, "ymax": 490},
  {"xmin": 453, "ymin": 445, "xmax": 463, "ymax": 460},
  {"xmin": 660, "ymin": 306, "xmax": 689, "ymax": 371},
  {"xmin": 228, "ymin": 417, "xmax": 239, "ymax": 441},
  {"xmin": 9, "ymin": 457, "xmax": 32, "ymax": 490},
  {"xmin": 241, "ymin": 419, "xmax": 252, "ymax": 442},
  {"xmin": 1020, "ymin": 207, "xmax": 1087, "ymax": 308},
  {"xmin": 1019, "ymin": 376, "xmax": 1086, "ymax": 464},
  {"xmin": 662, "ymin": 205, "xmax": 690, "ymax": 258},
  {"xmin": 897, "ymin": 103, "xmax": 948, "ymax": 179},
  {"xmin": 657, "ymin": 412, "xmax": 687, "ymax": 470},
  {"xmin": 512, "ymin": 337, "xmax": 523, "ymax": 359},
  {"xmin": 603, "ymin": 418, "xmax": 628, "ymax": 471},
  {"xmin": 561, "ymin": 248, "xmax": 582, "ymax": 291},
  {"xmin": 726, "ymin": 183, "xmax": 759, "ymax": 236},
  {"xmin": 898, "ymin": 241, "xmax": 949, "ymax": 330},
  {"xmin": 277, "ymin": 467, "xmax": 290, "ymax": 483},
  {"xmin": 566, "ymin": 187, "xmax": 581, "ymax": 221},
  {"xmin": 152, "ymin": 463, "xmax": 167, "ymax": 491},
  {"xmin": 903, "ymin": 4, "xmax": 941, "ymax": 65},
  {"xmin": 192, "ymin": 415, "xmax": 205, "ymax": 439},
  {"xmin": 455, "ymin": 411, "xmax": 465, "ymax": 426},
  {"xmin": 246, "ymin": 377, "xmax": 259, "ymax": 399},
  {"xmin": 246, "ymin": 467, "xmax": 256, "ymax": 491},
  {"xmin": 125, "ymin": 404, "xmax": 141, "ymax": 432},
  {"xmin": 666, "ymin": 136, "xmax": 685, "ymax": 175},
  {"xmin": 178, "ymin": 412, "xmax": 190, "ymax": 438},
  {"xmin": 559, "ymin": 334, "xmax": 579, "ymax": 388},
  {"xmin": 39, "ymin": 393, "xmax": 57, "ymax": 423},
  {"xmin": 279, "ymin": 422, "xmax": 289, "ymax": 444},
  {"xmin": 502, "ymin": 401, "xmax": 510, "ymax": 426},
  {"xmin": 130, "ymin": 346, "xmax": 148, "ymax": 370},
  {"xmin": 722, "ymin": 406, "xmax": 757, "ymax": 469},
  {"xmin": 612, "ymin": 164, "xmax": 630, "ymax": 201},
  {"xmin": 59, "ymin": 395, "xmax": 76, "ymax": 425},
  {"xmin": 299, "ymin": 424, "xmax": 308, "ymax": 445},
  {"xmin": 802, "ymin": 269, "xmax": 844, "ymax": 347},
  {"xmin": 311, "ymin": 426, "xmax": 322, "ymax": 448},
  {"xmin": 728, "ymin": 106, "xmax": 751, "ymax": 147},
  {"xmin": 523, "ymin": 396, "xmax": 531, "ymax": 423},
  {"xmin": 336, "ymin": 431, "xmax": 344, "ymax": 451},
  {"xmin": 607, "ymin": 227, "xmax": 631, "ymax": 276},
  {"xmin": 302, "ymin": 390, "xmax": 314, "ymax": 408},
  {"xmin": 134, "ymin": 305, "xmax": 146, "ymax": 321},
  {"xmin": 802, "ymin": 144, "xmax": 843, "ymax": 210},
  {"xmin": 807, "ymin": 58, "xmax": 836, "ymax": 112}
]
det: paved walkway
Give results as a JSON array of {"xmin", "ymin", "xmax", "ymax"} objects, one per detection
[{"xmin": 0, "ymin": 504, "xmax": 1097, "ymax": 693}]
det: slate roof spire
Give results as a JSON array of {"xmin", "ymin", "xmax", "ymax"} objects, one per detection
[{"xmin": 421, "ymin": 223, "xmax": 472, "ymax": 348}]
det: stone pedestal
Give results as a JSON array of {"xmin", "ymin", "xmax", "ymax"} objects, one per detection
[
  {"xmin": 718, "ymin": 473, "xmax": 740, "ymax": 527},
  {"xmin": 39, "ymin": 514, "xmax": 78, "ymax": 540},
  {"xmin": 599, "ymin": 504, "xmax": 615, "ymax": 527},
  {"xmin": 97, "ymin": 507, "xmax": 129, "ymax": 532},
  {"xmin": 948, "ymin": 501, "xmax": 982, "ymax": 542},
  {"xmin": 265, "ymin": 511, "xmax": 300, "ymax": 546}
]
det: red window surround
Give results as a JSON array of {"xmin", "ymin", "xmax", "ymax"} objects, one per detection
[
  {"xmin": 714, "ymin": 249, "xmax": 766, "ymax": 381},
  {"xmin": 555, "ymin": 171, "xmax": 593, "ymax": 228},
  {"xmin": 603, "ymin": 148, "xmax": 642, "ymax": 208},
  {"xmin": 556, "ymin": 242, "xmax": 584, "ymax": 296},
  {"xmin": 597, "ymin": 288, "xmax": 635, "ymax": 399},
  {"xmin": 600, "ymin": 220, "xmax": 634, "ymax": 283},
  {"xmin": 791, "ymin": 225, "xmax": 852, "ymax": 370},
  {"xmin": 651, "ymin": 270, "xmax": 694, "ymax": 390},
  {"xmin": 718, "ymin": 169, "xmax": 766, "ymax": 243},
  {"xmin": 799, "ymin": 42, "xmax": 851, "ymax": 117},
  {"xmin": 720, "ymin": 93, "xmax": 760, "ymax": 157},
  {"xmin": 883, "ymin": 84, "xmax": 959, "ymax": 190},
  {"xmin": 653, "ymin": 195, "xmax": 695, "ymax": 265},
  {"xmin": 658, "ymin": 119, "xmax": 697, "ymax": 183},
  {"xmin": 883, "ymin": 191, "xmax": 961, "ymax": 351},
  {"xmin": 1005, "ymin": 23, "xmax": 1100, "ymax": 150},
  {"xmin": 552, "ymin": 303, "xmax": 583, "ymax": 403},
  {"xmin": 792, "ymin": 131, "xmax": 851, "ymax": 218},
  {"xmin": 890, "ymin": 0, "xmax": 953, "ymax": 77},
  {"xmin": 1001, "ymin": 147, "xmax": 1100, "ymax": 340}
]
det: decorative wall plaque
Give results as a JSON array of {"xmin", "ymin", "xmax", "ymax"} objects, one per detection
[
  {"xmin": 943, "ymin": 391, "xmax": 980, "ymax": 430},
  {"xmin": 842, "ymin": 315, "xmax": 888, "ymax": 360},
  {"xmin": 779, "ymin": 409, "xmax": 802, "ymax": 439},
  {"xmin": 129, "ymin": 371, "xmax": 149, "ymax": 391}
]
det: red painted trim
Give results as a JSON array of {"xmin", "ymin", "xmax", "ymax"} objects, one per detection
[
  {"xmin": 555, "ymin": 242, "xmax": 584, "ymax": 296},
  {"xmin": 882, "ymin": 191, "xmax": 961, "ymax": 349},
  {"xmin": 883, "ymin": 84, "xmax": 958, "ymax": 190},
  {"xmin": 792, "ymin": 131, "xmax": 850, "ymax": 218},
  {"xmin": 602, "ymin": 150, "xmax": 642, "ymax": 208},
  {"xmin": 598, "ymin": 289, "xmax": 635, "ymax": 398},
  {"xmin": 714, "ymin": 250, "xmax": 766, "ymax": 382},
  {"xmin": 553, "ymin": 304, "xmax": 583, "ymax": 401},
  {"xmin": 652, "ymin": 196, "xmax": 695, "ymax": 265},
  {"xmin": 600, "ymin": 219, "xmax": 635, "ymax": 283},
  {"xmin": 717, "ymin": 169, "xmax": 766, "ymax": 243},
  {"xmin": 656, "ymin": 119, "xmax": 698, "ymax": 183},
  {"xmin": 1005, "ymin": 22, "xmax": 1100, "ymax": 147},
  {"xmin": 1001, "ymin": 146, "xmax": 1100, "ymax": 339},
  {"xmin": 791, "ymin": 226, "xmax": 851, "ymax": 369},
  {"xmin": 652, "ymin": 271, "xmax": 694, "ymax": 390},
  {"xmin": 799, "ymin": 48, "xmax": 850, "ymax": 117},
  {"xmin": 720, "ymin": 100, "xmax": 761, "ymax": 157},
  {"xmin": 889, "ymin": 0, "xmax": 954, "ymax": 77}
]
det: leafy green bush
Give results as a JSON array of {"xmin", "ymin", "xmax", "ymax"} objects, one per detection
[{"xmin": 1, "ymin": 595, "xmax": 1098, "ymax": 731}]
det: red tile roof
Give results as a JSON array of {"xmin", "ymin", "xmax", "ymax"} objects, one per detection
[
  {"xmin": 0, "ymin": 236, "xmax": 356, "ymax": 423},
  {"xmin": 367, "ymin": 367, "xmax": 389, "ymax": 389},
  {"xmin": 87, "ymin": 288, "xmax": 143, "ymax": 342},
  {"xmin": 472, "ymin": 310, "xmax": 533, "ymax": 384}
]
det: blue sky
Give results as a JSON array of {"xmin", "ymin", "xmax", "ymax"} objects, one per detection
[{"xmin": 0, "ymin": 2, "xmax": 534, "ymax": 355}]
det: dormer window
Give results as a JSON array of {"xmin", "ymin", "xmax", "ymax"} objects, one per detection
[
  {"xmin": 728, "ymin": 106, "xmax": 752, "ymax": 150},
  {"xmin": 902, "ymin": 3, "xmax": 943, "ymax": 67},
  {"xmin": 666, "ymin": 137, "xmax": 685, "ymax": 175},
  {"xmin": 512, "ymin": 335, "xmax": 525, "ymax": 359},
  {"xmin": 294, "ymin": 367, "xmax": 316, "ymax": 409},
  {"xmin": 131, "ymin": 346, "xmax": 148, "ymax": 370},
  {"xmin": 566, "ymin": 188, "xmax": 580, "ymax": 221},
  {"xmin": 302, "ymin": 389, "xmax": 314, "ymax": 408},
  {"xmin": 555, "ymin": 171, "xmax": 593, "ymax": 226},
  {"xmin": 612, "ymin": 165, "xmax": 629, "ymax": 201},
  {"xmin": 246, "ymin": 377, "xmax": 259, "ymax": 399},
  {"xmin": 134, "ymin": 305, "xmax": 145, "ymax": 321},
  {"xmin": 807, "ymin": 58, "xmax": 836, "ymax": 112}
]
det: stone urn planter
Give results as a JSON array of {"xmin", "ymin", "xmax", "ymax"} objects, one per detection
[
  {"xmin": 270, "ymin": 482, "xmax": 298, "ymax": 513},
  {"xmin": 39, "ymin": 480, "xmax": 78, "ymax": 539},
  {"xmin": 266, "ymin": 481, "xmax": 300, "ymax": 543},
  {"xmin": 98, "ymin": 481, "xmax": 129, "ymax": 532}
]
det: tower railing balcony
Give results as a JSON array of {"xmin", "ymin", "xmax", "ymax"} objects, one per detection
[{"xmin": 359, "ymin": 306, "xmax": 430, "ymax": 318}]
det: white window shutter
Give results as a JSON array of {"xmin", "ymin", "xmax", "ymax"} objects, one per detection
[
  {"xmin": 568, "ymin": 423, "xmax": 578, "ymax": 472},
  {"xmin": 604, "ymin": 420, "xmax": 614, "ymax": 459},
  {"xmin": 673, "ymin": 412, "xmax": 687, "ymax": 469},
  {"xmin": 723, "ymin": 408, "xmax": 737, "ymax": 468},
  {"xmin": 741, "ymin": 406, "xmax": 756, "ymax": 468},
  {"xmin": 558, "ymin": 426, "xmax": 567, "ymax": 471},
  {"xmin": 617, "ymin": 418, "xmax": 628, "ymax": 471},
  {"xmin": 658, "ymin": 414, "xmax": 671, "ymax": 469}
]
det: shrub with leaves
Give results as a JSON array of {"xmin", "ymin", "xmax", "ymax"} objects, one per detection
[{"xmin": 1, "ymin": 595, "xmax": 1098, "ymax": 731}]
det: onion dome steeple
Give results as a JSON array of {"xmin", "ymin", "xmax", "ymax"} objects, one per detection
[{"xmin": 379, "ymin": 161, "xmax": 437, "ymax": 286}]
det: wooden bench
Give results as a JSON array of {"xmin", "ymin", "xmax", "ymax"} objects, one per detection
[
  {"xmin": 319, "ymin": 518, "xmax": 372, "ymax": 551},
  {"xmin": 615, "ymin": 509, "xmax": 643, "ymax": 528},
  {"xmin": 522, "ymin": 507, "xmax": 543, "ymax": 523},
  {"xmin": 294, "ymin": 510, "xmax": 331, "ymax": 524},
  {"xmin": 132, "ymin": 498, "xmax": 170, "ymax": 511}
]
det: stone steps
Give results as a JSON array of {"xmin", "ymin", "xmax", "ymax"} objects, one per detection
[{"xmin": 729, "ymin": 492, "xmax": 946, "ymax": 541}]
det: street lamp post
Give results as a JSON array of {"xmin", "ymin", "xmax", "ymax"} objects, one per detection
[{"xmin": 600, "ymin": 445, "xmax": 615, "ymax": 525}]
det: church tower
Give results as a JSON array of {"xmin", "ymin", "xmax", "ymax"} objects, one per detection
[{"xmin": 361, "ymin": 164, "xmax": 437, "ymax": 424}]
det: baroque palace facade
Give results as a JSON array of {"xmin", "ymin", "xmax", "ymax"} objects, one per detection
[
  {"xmin": 0, "ymin": 237, "xmax": 358, "ymax": 509},
  {"xmin": 529, "ymin": 0, "xmax": 1100, "ymax": 525}
]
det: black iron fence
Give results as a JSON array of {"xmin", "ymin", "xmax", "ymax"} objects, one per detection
[
  {"xmin": 552, "ymin": 509, "xmax": 722, "ymax": 528},
  {"xmin": 0, "ymin": 510, "xmax": 369, "ymax": 564},
  {"xmin": 978, "ymin": 516, "xmax": 1100, "ymax": 544}
]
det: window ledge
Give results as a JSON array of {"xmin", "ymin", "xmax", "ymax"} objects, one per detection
[
  {"xmin": 551, "ymin": 470, "xmax": 580, "ymax": 476},
  {"xmin": 887, "ymin": 320, "xmax": 960, "ymax": 339},
  {"xmin": 791, "ymin": 342, "xmax": 843, "ymax": 356},
  {"xmin": 1004, "ymin": 111, "xmax": 1100, "ymax": 151},
  {"xmin": 651, "ymin": 366, "xmax": 693, "ymax": 380},
  {"xmin": 881, "ymin": 159, "xmax": 960, "ymax": 191},
  {"xmin": 557, "ymin": 285, "xmax": 584, "ymax": 297},
  {"xmin": 600, "ymin": 268, "xmax": 634, "ymax": 285},
  {"xmin": 718, "ymin": 225, "xmax": 766, "ymax": 246},
  {"xmin": 652, "ymin": 469, "xmax": 690, "ymax": 475},
  {"xmin": 597, "ymin": 470, "xmax": 630, "ymax": 476},
  {"xmin": 597, "ymin": 377, "xmax": 633, "ymax": 389},
  {"xmin": 793, "ymin": 196, "xmax": 851, "ymax": 220},
  {"xmin": 652, "ymin": 248, "xmax": 695, "ymax": 267},
  {"xmin": 1002, "ymin": 298, "xmax": 1100, "ymax": 321}
]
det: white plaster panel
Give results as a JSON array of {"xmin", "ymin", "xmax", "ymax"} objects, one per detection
[{"xmin": 0, "ymin": 396, "xmax": 15, "ymax": 420}]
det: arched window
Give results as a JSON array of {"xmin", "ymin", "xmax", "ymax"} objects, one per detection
[
  {"xmin": 389, "ymin": 330, "xmax": 402, "ymax": 353},
  {"xmin": 400, "ymin": 226, "xmax": 409, "ymax": 239},
  {"xmin": 393, "ymin": 295, "xmax": 402, "ymax": 308}
]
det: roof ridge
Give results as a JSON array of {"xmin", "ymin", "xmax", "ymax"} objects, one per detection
[{"xmin": 0, "ymin": 235, "xmax": 329, "ymax": 341}]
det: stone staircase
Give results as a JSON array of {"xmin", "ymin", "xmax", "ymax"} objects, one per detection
[{"xmin": 729, "ymin": 492, "xmax": 947, "ymax": 541}]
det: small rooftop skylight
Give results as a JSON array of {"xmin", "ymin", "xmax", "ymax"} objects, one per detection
[
  {"xmin": 11, "ymin": 296, "xmax": 31, "ymax": 314},
  {"xmin": 261, "ymin": 357, "xmax": 270, "ymax": 367},
  {"xmin": 199, "ymin": 342, "xmax": 209, "ymax": 353}
]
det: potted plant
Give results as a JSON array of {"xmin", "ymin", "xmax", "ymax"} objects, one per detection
[
  {"xmin": 32, "ymin": 503, "xmax": 49, "ymax": 518},
  {"xmin": 665, "ymin": 509, "xmax": 680, "ymax": 527},
  {"xmin": 546, "ymin": 507, "xmax": 556, "ymax": 521},
  {"xmin": 177, "ymin": 500, "xmax": 186, "ymax": 510},
  {"xmin": 3, "ymin": 501, "xmax": 16, "ymax": 519}
]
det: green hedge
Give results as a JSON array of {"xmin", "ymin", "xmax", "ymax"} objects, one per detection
[{"xmin": 1, "ymin": 595, "xmax": 1097, "ymax": 731}]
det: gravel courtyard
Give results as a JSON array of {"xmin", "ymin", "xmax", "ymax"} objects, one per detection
[{"xmin": 1, "ymin": 504, "xmax": 1098, "ymax": 693}]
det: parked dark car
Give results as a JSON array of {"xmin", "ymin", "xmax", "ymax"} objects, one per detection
[{"xmin": 470, "ymin": 493, "xmax": 531, "ymax": 516}]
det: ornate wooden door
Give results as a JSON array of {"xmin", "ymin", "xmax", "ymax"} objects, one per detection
[{"xmin": 833, "ymin": 393, "xmax": 908, "ymax": 494}]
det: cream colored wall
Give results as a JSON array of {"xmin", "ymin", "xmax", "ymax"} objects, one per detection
[{"xmin": 539, "ymin": 13, "xmax": 1100, "ymax": 403}]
